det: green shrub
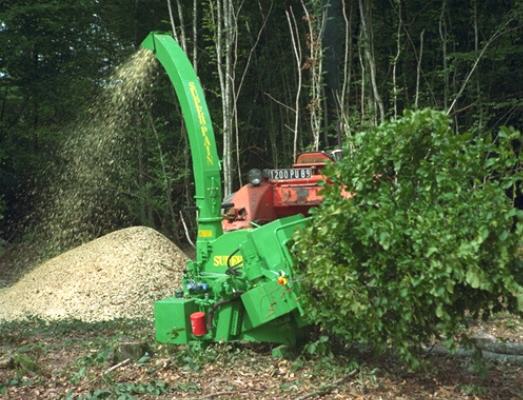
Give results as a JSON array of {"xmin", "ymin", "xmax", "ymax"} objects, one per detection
[{"xmin": 295, "ymin": 109, "xmax": 523, "ymax": 365}]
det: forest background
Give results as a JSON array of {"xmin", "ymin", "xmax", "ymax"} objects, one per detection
[{"xmin": 0, "ymin": 0, "xmax": 522, "ymax": 258}]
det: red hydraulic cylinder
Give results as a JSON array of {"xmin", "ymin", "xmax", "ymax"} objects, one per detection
[{"xmin": 190, "ymin": 312, "xmax": 207, "ymax": 336}]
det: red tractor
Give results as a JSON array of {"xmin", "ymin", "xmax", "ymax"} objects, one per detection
[{"xmin": 222, "ymin": 149, "xmax": 346, "ymax": 231}]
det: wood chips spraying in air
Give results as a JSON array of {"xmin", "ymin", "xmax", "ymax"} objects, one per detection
[
  {"xmin": 0, "ymin": 226, "xmax": 186, "ymax": 322},
  {"xmin": 11, "ymin": 49, "xmax": 159, "ymax": 270}
]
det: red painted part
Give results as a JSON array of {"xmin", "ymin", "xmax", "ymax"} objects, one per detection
[
  {"xmin": 273, "ymin": 175, "xmax": 326, "ymax": 208},
  {"xmin": 221, "ymin": 151, "xmax": 350, "ymax": 232},
  {"xmin": 222, "ymin": 181, "xmax": 276, "ymax": 231},
  {"xmin": 190, "ymin": 312, "xmax": 207, "ymax": 336},
  {"xmin": 294, "ymin": 151, "xmax": 333, "ymax": 166},
  {"xmin": 222, "ymin": 174, "xmax": 329, "ymax": 231}
]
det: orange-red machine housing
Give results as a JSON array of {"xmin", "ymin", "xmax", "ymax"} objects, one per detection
[{"xmin": 222, "ymin": 152, "xmax": 340, "ymax": 231}]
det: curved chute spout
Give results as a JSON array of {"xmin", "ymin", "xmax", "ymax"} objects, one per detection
[{"xmin": 141, "ymin": 32, "xmax": 223, "ymax": 251}]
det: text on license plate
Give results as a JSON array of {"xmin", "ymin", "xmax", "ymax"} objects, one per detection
[{"xmin": 268, "ymin": 168, "xmax": 312, "ymax": 180}]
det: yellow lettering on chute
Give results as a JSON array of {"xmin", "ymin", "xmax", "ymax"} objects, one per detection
[{"xmin": 188, "ymin": 82, "xmax": 214, "ymax": 166}]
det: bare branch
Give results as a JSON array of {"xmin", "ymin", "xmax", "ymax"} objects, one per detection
[
  {"xmin": 415, "ymin": 29, "xmax": 425, "ymax": 109},
  {"xmin": 103, "ymin": 358, "xmax": 130, "ymax": 376},
  {"xmin": 339, "ymin": 0, "xmax": 353, "ymax": 128},
  {"xmin": 192, "ymin": 0, "xmax": 198, "ymax": 72},
  {"xmin": 286, "ymin": 6, "xmax": 302, "ymax": 160},
  {"xmin": 166, "ymin": 0, "xmax": 179, "ymax": 42},
  {"xmin": 294, "ymin": 369, "xmax": 358, "ymax": 400},
  {"xmin": 439, "ymin": 0, "xmax": 448, "ymax": 108},
  {"xmin": 235, "ymin": 1, "xmax": 273, "ymax": 102},
  {"xmin": 174, "ymin": 0, "xmax": 187, "ymax": 51},
  {"xmin": 389, "ymin": 2, "xmax": 437, "ymax": 106},
  {"xmin": 358, "ymin": 0, "xmax": 384, "ymax": 123},
  {"xmin": 263, "ymin": 92, "xmax": 296, "ymax": 113},
  {"xmin": 447, "ymin": 18, "xmax": 513, "ymax": 115},
  {"xmin": 392, "ymin": 0, "xmax": 402, "ymax": 117},
  {"xmin": 179, "ymin": 210, "xmax": 195, "ymax": 248}
]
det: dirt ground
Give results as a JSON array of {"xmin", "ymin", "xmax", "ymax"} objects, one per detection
[{"xmin": 0, "ymin": 318, "xmax": 522, "ymax": 400}]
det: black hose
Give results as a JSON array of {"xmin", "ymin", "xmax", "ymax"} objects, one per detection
[
  {"xmin": 226, "ymin": 248, "xmax": 243, "ymax": 275},
  {"xmin": 205, "ymin": 292, "xmax": 244, "ymax": 332}
]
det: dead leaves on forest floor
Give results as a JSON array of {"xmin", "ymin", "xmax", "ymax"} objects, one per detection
[{"xmin": 1, "ymin": 318, "xmax": 522, "ymax": 400}]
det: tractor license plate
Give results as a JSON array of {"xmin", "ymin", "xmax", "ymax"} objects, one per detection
[{"xmin": 268, "ymin": 168, "xmax": 312, "ymax": 180}]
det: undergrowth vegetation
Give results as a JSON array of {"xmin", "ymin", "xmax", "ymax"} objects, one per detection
[
  {"xmin": 1, "ymin": 317, "xmax": 521, "ymax": 398},
  {"xmin": 295, "ymin": 109, "xmax": 523, "ymax": 365}
]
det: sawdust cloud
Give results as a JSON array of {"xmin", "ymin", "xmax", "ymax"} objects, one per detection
[{"xmin": 3, "ymin": 49, "xmax": 158, "ymax": 279}]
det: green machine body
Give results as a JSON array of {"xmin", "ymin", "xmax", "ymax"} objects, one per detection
[{"xmin": 141, "ymin": 33, "xmax": 310, "ymax": 347}]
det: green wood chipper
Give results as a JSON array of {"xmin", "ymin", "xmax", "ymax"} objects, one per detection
[{"xmin": 141, "ymin": 32, "xmax": 315, "ymax": 347}]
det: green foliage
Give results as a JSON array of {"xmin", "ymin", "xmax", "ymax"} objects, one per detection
[
  {"xmin": 295, "ymin": 109, "xmax": 523, "ymax": 365},
  {"xmin": 12, "ymin": 353, "xmax": 40, "ymax": 374},
  {"xmin": 76, "ymin": 381, "xmax": 168, "ymax": 400},
  {"xmin": 0, "ymin": 376, "xmax": 33, "ymax": 391},
  {"xmin": 70, "ymin": 366, "xmax": 88, "ymax": 385},
  {"xmin": 76, "ymin": 347, "xmax": 113, "ymax": 368},
  {"xmin": 170, "ymin": 343, "xmax": 220, "ymax": 371},
  {"xmin": 172, "ymin": 381, "xmax": 200, "ymax": 393},
  {"xmin": 459, "ymin": 383, "xmax": 487, "ymax": 396},
  {"xmin": 302, "ymin": 335, "xmax": 331, "ymax": 357}
]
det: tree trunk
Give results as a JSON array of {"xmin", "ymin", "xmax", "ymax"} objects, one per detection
[
  {"xmin": 210, "ymin": 0, "xmax": 234, "ymax": 197},
  {"xmin": 232, "ymin": 1, "xmax": 273, "ymax": 186},
  {"xmin": 338, "ymin": 0, "xmax": 352, "ymax": 140},
  {"xmin": 439, "ymin": 0, "xmax": 448, "ymax": 109},
  {"xmin": 174, "ymin": 0, "xmax": 187, "ymax": 51},
  {"xmin": 286, "ymin": 5, "xmax": 303, "ymax": 161},
  {"xmin": 166, "ymin": 0, "xmax": 179, "ymax": 42},
  {"xmin": 415, "ymin": 30, "xmax": 424, "ymax": 109},
  {"xmin": 301, "ymin": 0, "xmax": 325, "ymax": 151},
  {"xmin": 358, "ymin": 0, "xmax": 384, "ymax": 124},
  {"xmin": 193, "ymin": 0, "xmax": 198, "ymax": 72},
  {"xmin": 357, "ymin": 29, "xmax": 366, "ymax": 124},
  {"xmin": 392, "ymin": 0, "xmax": 402, "ymax": 118},
  {"xmin": 473, "ymin": 0, "xmax": 482, "ymax": 127},
  {"xmin": 223, "ymin": 0, "xmax": 234, "ymax": 196}
]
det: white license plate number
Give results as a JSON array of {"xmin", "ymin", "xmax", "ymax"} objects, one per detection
[{"xmin": 268, "ymin": 168, "xmax": 312, "ymax": 180}]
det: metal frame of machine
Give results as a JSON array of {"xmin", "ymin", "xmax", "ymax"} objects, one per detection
[
  {"xmin": 222, "ymin": 151, "xmax": 342, "ymax": 231},
  {"xmin": 141, "ymin": 33, "xmax": 310, "ymax": 347}
]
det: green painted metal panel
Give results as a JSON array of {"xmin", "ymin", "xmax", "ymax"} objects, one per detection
[
  {"xmin": 241, "ymin": 315, "xmax": 298, "ymax": 346},
  {"xmin": 241, "ymin": 280, "xmax": 298, "ymax": 328},
  {"xmin": 214, "ymin": 301, "xmax": 241, "ymax": 341},
  {"xmin": 201, "ymin": 229, "xmax": 250, "ymax": 274},
  {"xmin": 247, "ymin": 215, "xmax": 306, "ymax": 276},
  {"xmin": 154, "ymin": 297, "xmax": 197, "ymax": 344},
  {"xmin": 141, "ymin": 33, "xmax": 222, "ymax": 262}
]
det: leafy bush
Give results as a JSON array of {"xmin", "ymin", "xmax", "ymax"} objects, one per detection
[{"xmin": 295, "ymin": 109, "xmax": 523, "ymax": 365}]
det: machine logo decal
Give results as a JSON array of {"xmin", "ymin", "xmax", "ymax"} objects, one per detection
[
  {"xmin": 198, "ymin": 229, "xmax": 213, "ymax": 238},
  {"xmin": 188, "ymin": 81, "xmax": 214, "ymax": 166},
  {"xmin": 213, "ymin": 255, "xmax": 244, "ymax": 267}
]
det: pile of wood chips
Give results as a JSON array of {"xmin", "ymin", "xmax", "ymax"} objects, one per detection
[{"xmin": 0, "ymin": 226, "xmax": 186, "ymax": 322}]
